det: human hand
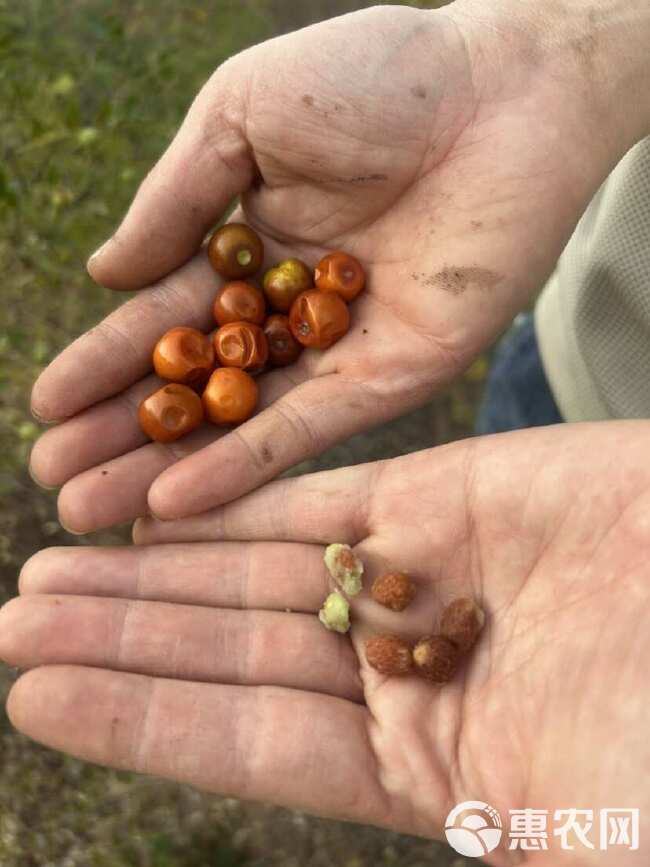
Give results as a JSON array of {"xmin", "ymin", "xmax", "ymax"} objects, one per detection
[
  {"xmin": 5, "ymin": 422, "xmax": 650, "ymax": 864},
  {"xmin": 29, "ymin": 2, "xmax": 650, "ymax": 532}
]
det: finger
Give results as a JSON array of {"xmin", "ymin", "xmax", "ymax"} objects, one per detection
[
  {"xmin": 19, "ymin": 543, "xmax": 329, "ymax": 613},
  {"xmin": 29, "ymin": 375, "xmax": 159, "ymax": 488},
  {"xmin": 56, "ymin": 426, "xmax": 219, "ymax": 534},
  {"xmin": 55, "ymin": 368, "xmax": 303, "ymax": 534},
  {"xmin": 136, "ymin": 462, "xmax": 378, "ymax": 546},
  {"xmin": 33, "ymin": 337, "xmax": 315, "ymax": 492},
  {"xmin": 31, "ymin": 254, "xmax": 218, "ymax": 422},
  {"xmin": 147, "ymin": 372, "xmax": 386, "ymax": 521},
  {"xmin": 0, "ymin": 595, "xmax": 361, "ymax": 701},
  {"xmin": 87, "ymin": 60, "xmax": 254, "ymax": 291},
  {"xmin": 7, "ymin": 667, "xmax": 390, "ymax": 825}
]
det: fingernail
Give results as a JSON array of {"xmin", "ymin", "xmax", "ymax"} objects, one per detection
[
  {"xmin": 30, "ymin": 406, "xmax": 62, "ymax": 425},
  {"xmin": 88, "ymin": 240, "xmax": 109, "ymax": 264},
  {"xmin": 58, "ymin": 517, "xmax": 85, "ymax": 537},
  {"xmin": 132, "ymin": 518, "xmax": 146, "ymax": 544},
  {"xmin": 27, "ymin": 463, "xmax": 58, "ymax": 492},
  {"xmin": 31, "ymin": 410, "xmax": 65, "ymax": 425},
  {"xmin": 87, "ymin": 240, "xmax": 111, "ymax": 278}
]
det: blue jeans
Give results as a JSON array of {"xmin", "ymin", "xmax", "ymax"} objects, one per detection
[{"xmin": 476, "ymin": 314, "xmax": 563, "ymax": 435}]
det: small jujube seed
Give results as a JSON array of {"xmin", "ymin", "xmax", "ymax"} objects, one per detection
[
  {"xmin": 371, "ymin": 572, "xmax": 416, "ymax": 612},
  {"xmin": 412, "ymin": 635, "xmax": 460, "ymax": 683},
  {"xmin": 440, "ymin": 598, "xmax": 485, "ymax": 653},
  {"xmin": 365, "ymin": 635, "xmax": 413, "ymax": 675}
]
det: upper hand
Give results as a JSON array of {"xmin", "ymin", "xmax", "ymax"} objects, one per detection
[
  {"xmin": 29, "ymin": 2, "xmax": 635, "ymax": 532},
  {"xmin": 5, "ymin": 421, "xmax": 650, "ymax": 865}
]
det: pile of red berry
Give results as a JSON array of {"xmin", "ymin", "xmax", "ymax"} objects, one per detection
[{"xmin": 138, "ymin": 223, "xmax": 366, "ymax": 443}]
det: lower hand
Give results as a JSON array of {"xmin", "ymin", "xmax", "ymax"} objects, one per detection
[{"xmin": 4, "ymin": 422, "xmax": 649, "ymax": 864}]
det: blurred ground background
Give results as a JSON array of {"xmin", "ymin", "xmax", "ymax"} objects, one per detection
[{"xmin": 0, "ymin": 1, "xmax": 489, "ymax": 864}]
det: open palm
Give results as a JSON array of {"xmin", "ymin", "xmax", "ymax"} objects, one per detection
[
  {"xmin": 4, "ymin": 422, "xmax": 649, "ymax": 865},
  {"xmin": 29, "ymin": 1, "xmax": 630, "ymax": 532}
]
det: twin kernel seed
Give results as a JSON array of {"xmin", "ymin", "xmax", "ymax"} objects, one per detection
[
  {"xmin": 320, "ymin": 543, "xmax": 485, "ymax": 684},
  {"xmin": 323, "ymin": 543, "xmax": 364, "ymax": 596}
]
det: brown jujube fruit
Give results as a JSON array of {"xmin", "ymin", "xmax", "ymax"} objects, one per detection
[
  {"xmin": 213, "ymin": 322, "xmax": 268, "ymax": 371},
  {"xmin": 213, "ymin": 281, "xmax": 266, "ymax": 326},
  {"xmin": 202, "ymin": 367, "xmax": 258, "ymax": 425},
  {"xmin": 152, "ymin": 327, "xmax": 214, "ymax": 387},
  {"xmin": 139, "ymin": 384, "xmax": 204, "ymax": 443},
  {"xmin": 289, "ymin": 289, "xmax": 350, "ymax": 349},
  {"xmin": 263, "ymin": 314, "xmax": 302, "ymax": 366},
  {"xmin": 263, "ymin": 258, "xmax": 312, "ymax": 312},
  {"xmin": 315, "ymin": 251, "xmax": 366, "ymax": 302},
  {"xmin": 207, "ymin": 223, "xmax": 264, "ymax": 279}
]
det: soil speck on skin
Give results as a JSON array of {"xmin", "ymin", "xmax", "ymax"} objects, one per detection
[
  {"xmin": 338, "ymin": 173, "xmax": 389, "ymax": 183},
  {"xmin": 422, "ymin": 266, "xmax": 502, "ymax": 295},
  {"xmin": 411, "ymin": 85, "xmax": 427, "ymax": 100},
  {"xmin": 571, "ymin": 8, "xmax": 598, "ymax": 69},
  {"xmin": 261, "ymin": 445, "xmax": 273, "ymax": 464},
  {"xmin": 302, "ymin": 94, "xmax": 314, "ymax": 107},
  {"xmin": 334, "ymin": 103, "xmax": 342, "ymax": 112}
]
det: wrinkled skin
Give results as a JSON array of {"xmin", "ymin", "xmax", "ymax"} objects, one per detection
[
  {"xmin": 28, "ymin": 2, "xmax": 635, "ymax": 532},
  {"xmin": 3, "ymin": 422, "xmax": 650, "ymax": 865}
]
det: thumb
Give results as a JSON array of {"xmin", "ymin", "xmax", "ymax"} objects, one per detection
[{"xmin": 88, "ymin": 59, "xmax": 255, "ymax": 291}]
